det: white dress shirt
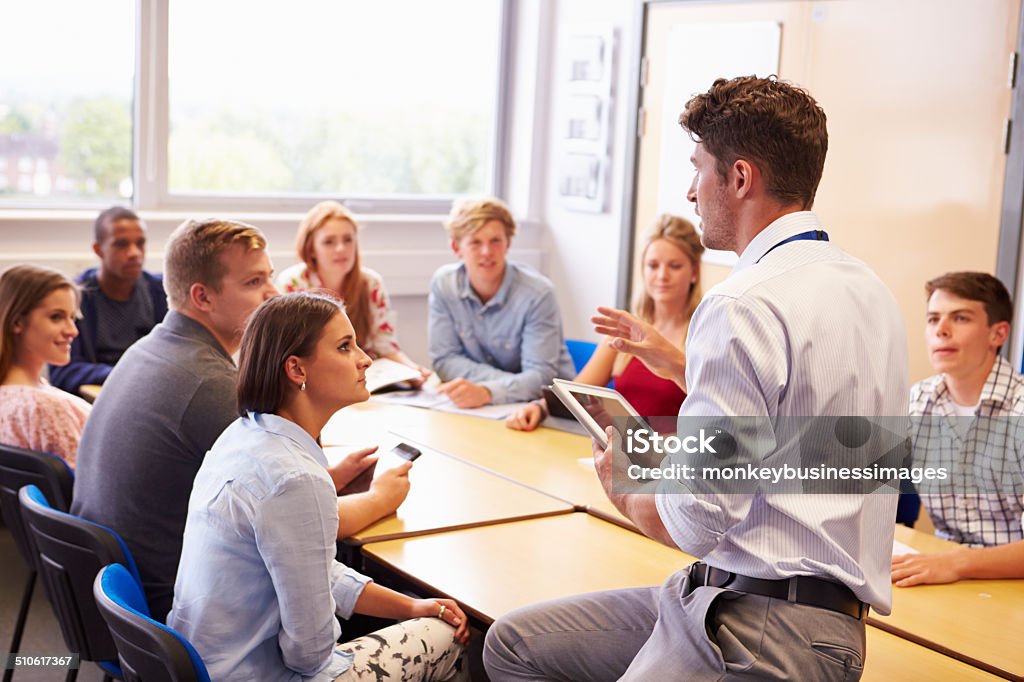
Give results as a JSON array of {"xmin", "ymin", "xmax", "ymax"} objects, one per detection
[
  {"xmin": 168, "ymin": 412, "xmax": 371, "ymax": 681},
  {"xmin": 656, "ymin": 211, "xmax": 909, "ymax": 614}
]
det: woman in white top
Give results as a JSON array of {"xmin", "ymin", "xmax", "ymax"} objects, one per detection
[
  {"xmin": 169, "ymin": 292, "xmax": 467, "ymax": 681},
  {"xmin": 0, "ymin": 265, "xmax": 90, "ymax": 467},
  {"xmin": 276, "ymin": 201, "xmax": 429, "ymax": 384}
]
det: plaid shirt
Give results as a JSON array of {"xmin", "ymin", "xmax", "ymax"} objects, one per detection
[{"xmin": 909, "ymin": 355, "xmax": 1024, "ymax": 547}]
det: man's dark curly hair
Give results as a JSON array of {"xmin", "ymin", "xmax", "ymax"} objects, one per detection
[{"xmin": 679, "ymin": 75, "xmax": 828, "ymax": 209}]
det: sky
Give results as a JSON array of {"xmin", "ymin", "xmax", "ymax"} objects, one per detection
[
  {"xmin": 0, "ymin": 0, "xmax": 135, "ymax": 96},
  {"xmin": 0, "ymin": 0, "xmax": 501, "ymax": 113}
]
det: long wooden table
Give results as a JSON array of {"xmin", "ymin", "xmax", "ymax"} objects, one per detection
[
  {"xmin": 346, "ymin": 447, "xmax": 573, "ymax": 546},
  {"xmin": 79, "ymin": 384, "xmax": 101, "ymax": 403},
  {"xmin": 330, "ymin": 400, "xmax": 1021, "ymax": 679},
  {"xmin": 363, "ymin": 512, "xmax": 690, "ymax": 621},
  {"xmin": 330, "ymin": 401, "xmax": 634, "ymax": 529},
  {"xmin": 320, "ymin": 414, "xmax": 574, "ymax": 546},
  {"xmin": 868, "ymin": 525, "xmax": 1024, "ymax": 679},
  {"xmin": 863, "ymin": 629, "xmax": 1002, "ymax": 681},
  {"xmin": 362, "ymin": 513, "xmax": 1003, "ymax": 681}
]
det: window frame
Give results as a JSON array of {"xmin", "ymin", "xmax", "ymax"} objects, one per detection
[{"xmin": 132, "ymin": 0, "xmax": 513, "ymax": 214}]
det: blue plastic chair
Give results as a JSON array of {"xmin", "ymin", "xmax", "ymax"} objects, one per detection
[
  {"xmin": 564, "ymin": 338, "xmax": 615, "ymax": 388},
  {"xmin": 94, "ymin": 564, "xmax": 210, "ymax": 682},
  {"xmin": 895, "ymin": 480, "xmax": 921, "ymax": 527},
  {"xmin": 19, "ymin": 484, "xmax": 143, "ymax": 681},
  {"xmin": 0, "ymin": 445, "xmax": 74, "ymax": 682},
  {"xmin": 565, "ymin": 339, "xmax": 598, "ymax": 374}
]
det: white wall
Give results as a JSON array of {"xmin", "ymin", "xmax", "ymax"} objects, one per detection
[{"xmin": 540, "ymin": 0, "xmax": 636, "ymax": 342}]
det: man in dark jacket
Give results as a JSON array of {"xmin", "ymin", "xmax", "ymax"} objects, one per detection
[{"xmin": 50, "ymin": 206, "xmax": 167, "ymax": 396}]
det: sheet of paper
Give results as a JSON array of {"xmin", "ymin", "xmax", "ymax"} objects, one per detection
[
  {"xmin": 371, "ymin": 391, "xmax": 531, "ymax": 420},
  {"xmin": 371, "ymin": 390, "xmax": 448, "ymax": 409},
  {"xmin": 892, "ymin": 540, "xmax": 919, "ymax": 557},
  {"xmin": 432, "ymin": 400, "xmax": 532, "ymax": 420}
]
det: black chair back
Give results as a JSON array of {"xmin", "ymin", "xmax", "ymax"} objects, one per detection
[
  {"xmin": 94, "ymin": 564, "xmax": 210, "ymax": 682},
  {"xmin": 18, "ymin": 484, "xmax": 137, "ymax": 675},
  {"xmin": 0, "ymin": 444, "xmax": 75, "ymax": 681},
  {"xmin": 0, "ymin": 443, "xmax": 73, "ymax": 566}
]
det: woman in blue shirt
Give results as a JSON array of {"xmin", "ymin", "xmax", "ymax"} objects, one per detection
[{"xmin": 169, "ymin": 292, "xmax": 468, "ymax": 681}]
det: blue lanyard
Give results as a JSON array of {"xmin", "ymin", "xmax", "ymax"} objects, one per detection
[{"xmin": 757, "ymin": 229, "xmax": 829, "ymax": 263}]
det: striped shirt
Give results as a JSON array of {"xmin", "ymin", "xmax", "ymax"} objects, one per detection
[
  {"xmin": 909, "ymin": 355, "xmax": 1024, "ymax": 547},
  {"xmin": 656, "ymin": 211, "xmax": 909, "ymax": 614}
]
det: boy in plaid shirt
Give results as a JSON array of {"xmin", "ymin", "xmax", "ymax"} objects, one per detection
[{"xmin": 893, "ymin": 272, "xmax": 1024, "ymax": 586}]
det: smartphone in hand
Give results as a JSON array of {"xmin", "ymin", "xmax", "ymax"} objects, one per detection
[
  {"xmin": 340, "ymin": 460, "xmax": 377, "ymax": 495},
  {"xmin": 391, "ymin": 443, "xmax": 422, "ymax": 461}
]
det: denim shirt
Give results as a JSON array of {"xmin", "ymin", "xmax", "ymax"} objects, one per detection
[
  {"xmin": 168, "ymin": 412, "xmax": 371, "ymax": 681},
  {"xmin": 427, "ymin": 261, "xmax": 574, "ymax": 404}
]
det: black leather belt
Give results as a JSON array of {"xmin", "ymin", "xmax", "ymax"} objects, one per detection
[{"xmin": 686, "ymin": 562, "xmax": 868, "ymax": 620}]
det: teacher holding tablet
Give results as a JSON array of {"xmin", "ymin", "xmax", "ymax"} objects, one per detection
[{"xmin": 484, "ymin": 76, "xmax": 909, "ymax": 681}]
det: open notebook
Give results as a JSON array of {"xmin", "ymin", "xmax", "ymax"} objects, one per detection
[{"xmin": 365, "ymin": 358, "xmax": 422, "ymax": 393}]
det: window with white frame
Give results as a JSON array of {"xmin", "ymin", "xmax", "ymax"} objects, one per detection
[
  {"xmin": 0, "ymin": 0, "xmax": 134, "ymax": 206},
  {"xmin": 1, "ymin": 0, "xmax": 505, "ymax": 210}
]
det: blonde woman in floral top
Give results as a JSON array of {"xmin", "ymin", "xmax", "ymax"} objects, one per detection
[
  {"xmin": 0, "ymin": 265, "xmax": 91, "ymax": 468},
  {"xmin": 276, "ymin": 201, "xmax": 429, "ymax": 384}
]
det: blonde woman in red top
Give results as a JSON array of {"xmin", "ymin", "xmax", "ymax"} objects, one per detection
[{"xmin": 507, "ymin": 215, "xmax": 704, "ymax": 430}]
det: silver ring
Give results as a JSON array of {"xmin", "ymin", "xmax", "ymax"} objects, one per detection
[{"xmin": 438, "ymin": 604, "xmax": 446, "ymax": 619}]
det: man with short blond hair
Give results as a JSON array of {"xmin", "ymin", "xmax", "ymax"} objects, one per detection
[
  {"xmin": 72, "ymin": 218, "xmax": 278, "ymax": 620},
  {"xmin": 428, "ymin": 196, "xmax": 574, "ymax": 407},
  {"xmin": 892, "ymin": 271, "xmax": 1024, "ymax": 586},
  {"xmin": 73, "ymin": 218, "xmax": 413, "ymax": 620}
]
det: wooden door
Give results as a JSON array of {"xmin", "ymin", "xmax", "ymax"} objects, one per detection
[{"xmin": 632, "ymin": 0, "xmax": 1020, "ymax": 382}]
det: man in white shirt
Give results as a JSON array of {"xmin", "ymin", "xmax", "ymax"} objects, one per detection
[
  {"xmin": 893, "ymin": 271, "xmax": 1024, "ymax": 586},
  {"xmin": 485, "ymin": 76, "xmax": 908, "ymax": 681}
]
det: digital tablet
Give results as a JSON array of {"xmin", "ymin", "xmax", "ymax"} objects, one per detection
[
  {"xmin": 541, "ymin": 387, "xmax": 576, "ymax": 420},
  {"xmin": 550, "ymin": 378, "xmax": 651, "ymax": 449}
]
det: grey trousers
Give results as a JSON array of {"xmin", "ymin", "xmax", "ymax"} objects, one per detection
[{"xmin": 484, "ymin": 567, "xmax": 866, "ymax": 681}]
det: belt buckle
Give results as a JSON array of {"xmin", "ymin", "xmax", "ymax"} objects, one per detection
[
  {"xmin": 787, "ymin": 575, "xmax": 800, "ymax": 603},
  {"xmin": 687, "ymin": 562, "xmax": 713, "ymax": 588},
  {"xmin": 687, "ymin": 562, "xmax": 705, "ymax": 588},
  {"xmin": 693, "ymin": 563, "xmax": 733, "ymax": 588}
]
